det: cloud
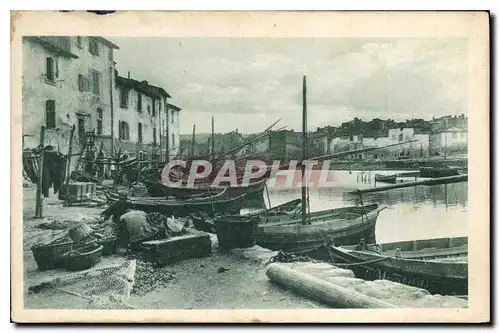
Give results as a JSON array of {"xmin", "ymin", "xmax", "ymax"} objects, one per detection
[{"xmin": 110, "ymin": 37, "xmax": 467, "ymax": 134}]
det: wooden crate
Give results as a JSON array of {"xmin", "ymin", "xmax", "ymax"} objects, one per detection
[
  {"xmin": 141, "ymin": 233, "xmax": 212, "ymax": 266},
  {"xmin": 59, "ymin": 182, "xmax": 96, "ymax": 202}
]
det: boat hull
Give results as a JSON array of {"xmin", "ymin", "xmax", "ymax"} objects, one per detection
[
  {"xmin": 318, "ymin": 243, "xmax": 468, "ymax": 296},
  {"xmin": 375, "ymin": 174, "xmax": 397, "ymax": 184},
  {"xmin": 147, "ymin": 179, "xmax": 267, "ymax": 208},
  {"xmin": 124, "ymin": 193, "xmax": 247, "ymax": 217},
  {"xmin": 419, "ymin": 167, "xmax": 460, "ymax": 178},
  {"xmin": 255, "ymin": 204, "xmax": 384, "ymax": 253}
]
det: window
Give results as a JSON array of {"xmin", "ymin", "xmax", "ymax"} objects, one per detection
[
  {"xmin": 398, "ymin": 134, "xmax": 403, "ymax": 141},
  {"xmin": 96, "ymin": 108, "xmax": 103, "ymax": 135},
  {"xmin": 108, "ymin": 48, "xmax": 113, "ymax": 61},
  {"xmin": 165, "ymin": 101, "xmax": 168, "ymax": 111},
  {"xmin": 119, "ymin": 88, "xmax": 129, "ymax": 108},
  {"xmin": 45, "ymin": 100, "xmax": 56, "ymax": 128},
  {"xmin": 152, "ymin": 100, "xmax": 156, "ymax": 117},
  {"xmin": 158, "ymin": 100, "xmax": 162, "ymax": 113},
  {"xmin": 89, "ymin": 39, "xmax": 100, "ymax": 56},
  {"xmin": 46, "ymin": 57, "xmax": 55, "ymax": 82},
  {"xmin": 147, "ymin": 105, "xmax": 151, "ymax": 114},
  {"xmin": 78, "ymin": 74, "xmax": 86, "ymax": 92},
  {"xmin": 172, "ymin": 133, "xmax": 175, "ymax": 147},
  {"xmin": 119, "ymin": 121, "xmax": 129, "ymax": 140},
  {"xmin": 76, "ymin": 36, "xmax": 82, "ymax": 48},
  {"xmin": 171, "ymin": 111, "xmax": 175, "ymax": 124},
  {"xmin": 153, "ymin": 128, "xmax": 157, "ymax": 145},
  {"xmin": 138, "ymin": 123, "xmax": 143, "ymax": 143},
  {"xmin": 137, "ymin": 93, "xmax": 142, "ymax": 112},
  {"xmin": 78, "ymin": 117, "xmax": 85, "ymax": 141},
  {"xmin": 91, "ymin": 70, "xmax": 101, "ymax": 95}
]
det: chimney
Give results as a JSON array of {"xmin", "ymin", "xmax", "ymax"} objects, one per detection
[{"xmin": 128, "ymin": 71, "xmax": 130, "ymax": 79}]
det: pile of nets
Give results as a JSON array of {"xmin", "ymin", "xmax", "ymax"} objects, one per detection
[
  {"xmin": 267, "ymin": 250, "xmax": 317, "ymax": 264},
  {"xmin": 28, "ymin": 259, "xmax": 138, "ymax": 309}
]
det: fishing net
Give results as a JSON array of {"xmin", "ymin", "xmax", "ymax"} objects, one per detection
[{"xmin": 28, "ymin": 259, "xmax": 138, "ymax": 309}]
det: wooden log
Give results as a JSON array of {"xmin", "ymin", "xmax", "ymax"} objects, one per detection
[
  {"xmin": 35, "ymin": 126, "xmax": 46, "ymax": 218},
  {"xmin": 350, "ymin": 175, "xmax": 468, "ymax": 195},
  {"xmin": 266, "ymin": 263, "xmax": 396, "ymax": 308},
  {"xmin": 65, "ymin": 125, "xmax": 76, "ymax": 206}
]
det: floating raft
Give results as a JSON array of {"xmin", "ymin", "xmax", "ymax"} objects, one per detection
[{"xmin": 266, "ymin": 262, "xmax": 467, "ymax": 308}]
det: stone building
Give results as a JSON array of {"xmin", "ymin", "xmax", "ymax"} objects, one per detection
[
  {"xmin": 22, "ymin": 36, "xmax": 182, "ymax": 175},
  {"xmin": 22, "ymin": 36, "xmax": 119, "ymax": 160}
]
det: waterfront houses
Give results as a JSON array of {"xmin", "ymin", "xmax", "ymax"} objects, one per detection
[
  {"xmin": 22, "ymin": 36, "xmax": 181, "ymax": 173},
  {"xmin": 329, "ymin": 128, "xmax": 431, "ymax": 160},
  {"xmin": 429, "ymin": 126, "xmax": 468, "ymax": 157}
]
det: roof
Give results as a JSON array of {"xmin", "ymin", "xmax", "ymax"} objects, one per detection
[
  {"xmin": 92, "ymin": 37, "xmax": 120, "ymax": 49},
  {"xmin": 26, "ymin": 36, "xmax": 79, "ymax": 59},
  {"xmin": 116, "ymin": 75, "xmax": 171, "ymax": 98},
  {"xmin": 167, "ymin": 103, "xmax": 182, "ymax": 112}
]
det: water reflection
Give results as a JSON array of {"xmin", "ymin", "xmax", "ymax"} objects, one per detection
[{"xmin": 264, "ymin": 170, "xmax": 468, "ymax": 243}]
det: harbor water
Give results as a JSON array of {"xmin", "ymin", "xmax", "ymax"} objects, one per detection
[{"xmin": 257, "ymin": 170, "xmax": 468, "ymax": 244}]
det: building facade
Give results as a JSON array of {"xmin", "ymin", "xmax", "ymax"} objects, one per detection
[
  {"xmin": 22, "ymin": 36, "xmax": 119, "ymax": 171},
  {"xmin": 429, "ymin": 127, "xmax": 468, "ymax": 157},
  {"xmin": 22, "ymin": 36, "xmax": 182, "ymax": 174},
  {"xmin": 329, "ymin": 128, "xmax": 430, "ymax": 160}
]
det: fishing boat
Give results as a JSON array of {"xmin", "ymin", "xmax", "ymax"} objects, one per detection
[
  {"xmin": 142, "ymin": 169, "xmax": 268, "ymax": 207},
  {"xmin": 255, "ymin": 76, "xmax": 386, "ymax": 253},
  {"xmin": 124, "ymin": 188, "xmax": 247, "ymax": 217},
  {"xmin": 191, "ymin": 198, "xmax": 302, "ymax": 233},
  {"xmin": 374, "ymin": 174, "xmax": 397, "ymax": 184},
  {"xmin": 245, "ymin": 198, "xmax": 302, "ymax": 219},
  {"xmin": 256, "ymin": 203, "xmax": 386, "ymax": 252},
  {"xmin": 314, "ymin": 236, "xmax": 468, "ymax": 296}
]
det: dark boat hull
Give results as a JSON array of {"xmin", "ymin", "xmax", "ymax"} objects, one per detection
[
  {"xmin": 255, "ymin": 204, "xmax": 384, "ymax": 253},
  {"xmin": 147, "ymin": 179, "xmax": 267, "ymax": 208},
  {"xmin": 420, "ymin": 167, "xmax": 460, "ymax": 178},
  {"xmin": 319, "ymin": 245, "xmax": 468, "ymax": 296},
  {"xmin": 125, "ymin": 193, "xmax": 247, "ymax": 217},
  {"xmin": 374, "ymin": 174, "xmax": 397, "ymax": 184}
]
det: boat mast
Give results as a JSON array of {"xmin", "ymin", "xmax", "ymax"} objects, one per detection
[
  {"xmin": 191, "ymin": 124, "xmax": 196, "ymax": 159},
  {"xmin": 211, "ymin": 116, "xmax": 215, "ymax": 161},
  {"xmin": 301, "ymin": 75, "xmax": 308, "ymax": 225}
]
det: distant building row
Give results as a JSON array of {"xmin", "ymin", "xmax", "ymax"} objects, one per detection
[
  {"xmin": 244, "ymin": 124, "xmax": 467, "ymax": 161},
  {"xmin": 22, "ymin": 36, "xmax": 181, "ymax": 166}
]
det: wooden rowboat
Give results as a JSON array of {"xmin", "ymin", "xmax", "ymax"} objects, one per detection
[
  {"xmin": 125, "ymin": 188, "xmax": 247, "ymax": 217},
  {"xmin": 315, "ymin": 236, "xmax": 468, "ymax": 296},
  {"xmin": 256, "ymin": 204, "xmax": 386, "ymax": 253},
  {"xmin": 145, "ymin": 176, "xmax": 267, "ymax": 207}
]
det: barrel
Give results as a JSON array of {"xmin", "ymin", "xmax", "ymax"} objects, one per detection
[{"xmin": 214, "ymin": 216, "xmax": 259, "ymax": 249}]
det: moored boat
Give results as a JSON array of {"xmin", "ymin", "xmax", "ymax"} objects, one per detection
[
  {"xmin": 313, "ymin": 236, "xmax": 468, "ymax": 296},
  {"xmin": 245, "ymin": 198, "xmax": 302, "ymax": 221},
  {"xmin": 256, "ymin": 204, "xmax": 386, "ymax": 253},
  {"xmin": 374, "ymin": 174, "xmax": 397, "ymax": 184},
  {"xmin": 124, "ymin": 188, "xmax": 247, "ymax": 217},
  {"xmin": 419, "ymin": 166, "xmax": 461, "ymax": 178}
]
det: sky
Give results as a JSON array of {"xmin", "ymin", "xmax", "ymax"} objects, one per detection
[{"xmin": 109, "ymin": 37, "xmax": 468, "ymax": 134}]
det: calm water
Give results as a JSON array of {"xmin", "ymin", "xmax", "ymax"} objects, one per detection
[{"xmin": 259, "ymin": 170, "xmax": 468, "ymax": 244}]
